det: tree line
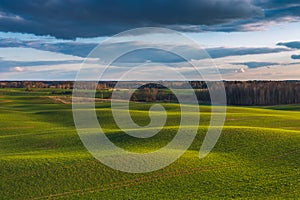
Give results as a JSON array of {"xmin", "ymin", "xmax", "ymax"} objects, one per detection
[
  {"xmin": 1, "ymin": 81, "xmax": 300, "ymax": 105},
  {"xmin": 224, "ymin": 81, "xmax": 300, "ymax": 105}
]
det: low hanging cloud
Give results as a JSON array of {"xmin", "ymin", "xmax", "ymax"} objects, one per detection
[
  {"xmin": 232, "ymin": 62, "xmax": 278, "ymax": 69},
  {"xmin": 0, "ymin": 38, "xmax": 291, "ymax": 61},
  {"xmin": 291, "ymin": 55, "xmax": 300, "ymax": 60},
  {"xmin": 206, "ymin": 47, "xmax": 290, "ymax": 59},
  {"xmin": 277, "ymin": 41, "xmax": 300, "ymax": 49},
  {"xmin": 0, "ymin": 59, "xmax": 83, "ymax": 71},
  {"xmin": 277, "ymin": 41, "xmax": 300, "ymax": 60},
  {"xmin": 0, "ymin": 38, "xmax": 97, "ymax": 58}
]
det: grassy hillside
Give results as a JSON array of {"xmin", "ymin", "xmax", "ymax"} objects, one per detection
[{"xmin": 0, "ymin": 89, "xmax": 300, "ymax": 199}]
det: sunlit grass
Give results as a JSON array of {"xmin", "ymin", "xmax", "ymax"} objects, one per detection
[{"xmin": 0, "ymin": 90, "xmax": 300, "ymax": 199}]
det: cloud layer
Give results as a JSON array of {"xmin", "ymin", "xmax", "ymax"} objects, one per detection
[
  {"xmin": 0, "ymin": 38, "xmax": 291, "ymax": 62},
  {"xmin": 0, "ymin": 0, "xmax": 299, "ymax": 38},
  {"xmin": 0, "ymin": 37, "xmax": 299, "ymax": 80}
]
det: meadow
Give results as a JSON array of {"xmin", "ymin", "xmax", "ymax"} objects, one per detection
[{"xmin": 0, "ymin": 88, "xmax": 300, "ymax": 199}]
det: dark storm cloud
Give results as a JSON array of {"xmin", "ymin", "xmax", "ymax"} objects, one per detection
[
  {"xmin": 202, "ymin": 0, "xmax": 300, "ymax": 32},
  {"xmin": 254, "ymin": 0, "xmax": 300, "ymax": 9},
  {"xmin": 200, "ymin": 0, "xmax": 300, "ymax": 32},
  {"xmin": 264, "ymin": 5, "xmax": 300, "ymax": 21},
  {"xmin": 0, "ymin": 0, "xmax": 263, "ymax": 39},
  {"xmin": 0, "ymin": 0, "xmax": 299, "ymax": 38},
  {"xmin": 254, "ymin": 0, "xmax": 300, "ymax": 23}
]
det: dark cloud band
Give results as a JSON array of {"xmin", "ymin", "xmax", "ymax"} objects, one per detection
[{"xmin": 0, "ymin": 0, "xmax": 264, "ymax": 38}]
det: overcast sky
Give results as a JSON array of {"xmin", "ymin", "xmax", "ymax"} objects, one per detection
[{"xmin": 0, "ymin": 0, "xmax": 300, "ymax": 80}]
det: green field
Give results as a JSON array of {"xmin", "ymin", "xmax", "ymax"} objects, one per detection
[{"xmin": 1, "ymin": 89, "xmax": 300, "ymax": 199}]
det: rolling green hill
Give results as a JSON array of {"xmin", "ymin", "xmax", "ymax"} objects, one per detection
[{"xmin": 0, "ymin": 89, "xmax": 299, "ymax": 199}]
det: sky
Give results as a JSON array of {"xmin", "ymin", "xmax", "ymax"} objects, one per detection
[{"xmin": 0, "ymin": 0, "xmax": 300, "ymax": 80}]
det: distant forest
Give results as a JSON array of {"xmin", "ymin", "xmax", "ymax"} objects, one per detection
[{"xmin": 1, "ymin": 81, "xmax": 300, "ymax": 106}]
